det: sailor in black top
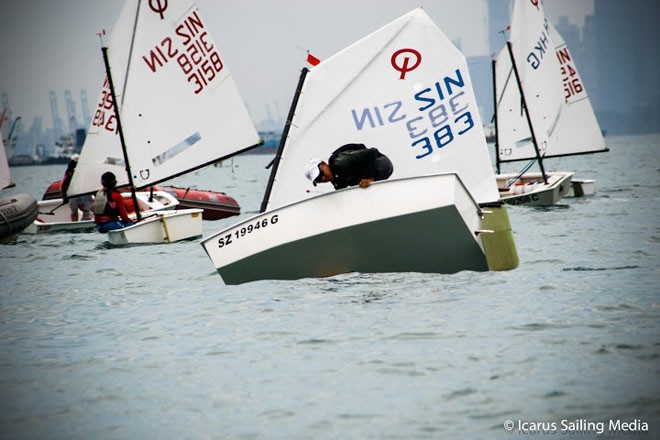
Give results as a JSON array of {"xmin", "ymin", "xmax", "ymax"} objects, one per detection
[{"xmin": 305, "ymin": 143, "xmax": 393, "ymax": 190}]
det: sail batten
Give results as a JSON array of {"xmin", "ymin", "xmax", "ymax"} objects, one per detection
[
  {"xmin": 132, "ymin": 141, "xmax": 263, "ymax": 193},
  {"xmin": 498, "ymin": 148, "xmax": 610, "ymax": 164}
]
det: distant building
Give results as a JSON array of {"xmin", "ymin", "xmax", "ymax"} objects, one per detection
[
  {"xmin": 483, "ymin": 0, "xmax": 660, "ymax": 135},
  {"xmin": 590, "ymin": 0, "xmax": 660, "ymax": 133},
  {"xmin": 467, "ymin": 55, "xmax": 496, "ymax": 125}
]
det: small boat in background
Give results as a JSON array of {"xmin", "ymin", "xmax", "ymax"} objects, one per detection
[
  {"xmin": 492, "ymin": 0, "xmax": 607, "ymax": 206},
  {"xmin": 1, "ymin": 131, "xmax": 38, "ymax": 241},
  {"xmin": 25, "ymin": 190, "xmax": 179, "ymax": 234},
  {"xmin": 41, "ymin": 180, "xmax": 63, "ymax": 201},
  {"xmin": 0, "ymin": 193, "xmax": 38, "ymax": 241},
  {"xmin": 567, "ymin": 179, "xmax": 596, "ymax": 197},
  {"xmin": 496, "ymin": 171, "xmax": 573, "ymax": 206},
  {"xmin": 152, "ymin": 186, "xmax": 240, "ymax": 221},
  {"xmin": 42, "ymin": 180, "xmax": 240, "ymax": 221},
  {"xmin": 61, "ymin": 0, "xmax": 260, "ymax": 245}
]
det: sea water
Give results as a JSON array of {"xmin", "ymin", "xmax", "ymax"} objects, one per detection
[{"xmin": 1, "ymin": 134, "xmax": 658, "ymax": 439}]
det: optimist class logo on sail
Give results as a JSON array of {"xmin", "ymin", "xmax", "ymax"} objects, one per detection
[
  {"xmin": 149, "ymin": 0, "xmax": 168, "ymax": 20},
  {"xmin": 391, "ymin": 48, "xmax": 422, "ymax": 80},
  {"xmin": 142, "ymin": 8, "xmax": 224, "ymax": 95}
]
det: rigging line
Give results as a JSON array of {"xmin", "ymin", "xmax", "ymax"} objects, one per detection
[
  {"xmin": 120, "ymin": 0, "xmax": 143, "ymax": 107},
  {"xmin": 506, "ymin": 41, "xmax": 548, "ymax": 183},
  {"xmin": 546, "ymin": 100, "xmax": 562, "ymax": 137},
  {"xmin": 495, "ymin": 64, "xmax": 516, "ymax": 112},
  {"xmin": 506, "ymin": 158, "xmax": 538, "ymax": 188},
  {"xmin": 38, "ymin": 201, "xmax": 66, "ymax": 216},
  {"xmin": 102, "ymin": 46, "xmax": 142, "ymax": 222}
]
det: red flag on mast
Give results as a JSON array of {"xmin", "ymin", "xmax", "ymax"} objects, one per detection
[{"xmin": 306, "ymin": 52, "xmax": 320, "ymax": 66}]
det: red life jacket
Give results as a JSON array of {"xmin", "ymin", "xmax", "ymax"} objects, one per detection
[{"xmin": 93, "ymin": 189, "xmax": 122, "ymax": 224}]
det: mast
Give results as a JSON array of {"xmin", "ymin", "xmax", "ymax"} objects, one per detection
[
  {"xmin": 505, "ymin": 41, "xmax": 548, "ymax": 184},
  {"xmin": 491, "ymin": 59, "xmax": 501, "ymax": 175},
  {"xmin": 101, "ymin": 46, "xmax": 142, "ymax": 221},
  {"xmin": 260, "ymin": 67, "xmax": 309, "ymax": 213}
]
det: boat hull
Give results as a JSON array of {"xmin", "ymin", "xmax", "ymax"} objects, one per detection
[
  {"xmin": 202, "ymin": 174, "xmax": 497, "ymax": 285},
  {"xmin": 0, "ymin": 194, "xmax": 39, "ymax": 240},
  {"xmin": 568, "ymin": 179, "xmax": 596, "ymax": 197},
  {"xmin": 497, "ymin": 171, "xmax": 573, "ymax": 206},
  {"xmin": 24, "ymin": 191, "xmax": 179, "ymax": 234},
  {"xmin": 153, "ymin": 186, "xmax": 240, "ymax": 220},
  {"xmin": 41, "ymin": 180, "xmax": 63, "ymax": 200},
  {"xmin": 107, "ymin": 209, "xmax": 203, "ymax": 245},
  {"xmin": 43, "ymin": 180, "xmax": 239, "ymax": 220}
]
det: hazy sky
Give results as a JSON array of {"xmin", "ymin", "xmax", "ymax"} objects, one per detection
[{"xmin": 0, "ymin": 0, "xmax": 592, "ymax": 130}]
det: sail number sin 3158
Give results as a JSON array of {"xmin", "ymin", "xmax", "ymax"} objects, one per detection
[{"xmin": 142, "ymin": 9, "xmax": 224, "ymax": 95}]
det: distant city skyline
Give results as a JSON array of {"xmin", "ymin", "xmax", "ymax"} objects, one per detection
[
  {"xmin": 5, "ymin": 0, "xmax": 657, "ymax": 157},
  {"xmin": 0, "ymin": 1, "xmax": 592, "ymax": 128}
]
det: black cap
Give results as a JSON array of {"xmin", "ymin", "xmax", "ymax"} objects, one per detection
[{"xmin": 101, "ymin": 171, "xmax": 117, "ymax": 188}]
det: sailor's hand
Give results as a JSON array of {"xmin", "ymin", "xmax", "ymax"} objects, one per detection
[{"xmin": 359, "ymin": 178, "xmax": 374, "ymax": 188}]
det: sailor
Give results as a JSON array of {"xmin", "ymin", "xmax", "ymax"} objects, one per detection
[
  {"xmin": 61, "ymin": 154, "xmax": 93, "ymax": 221},
  {"xmin": 93, "ymin": 171, "xmax": 134, "ymax": 233},
  {"xmin": 305, "ymin": 143, "xmax": 393, "ymax": 190}
]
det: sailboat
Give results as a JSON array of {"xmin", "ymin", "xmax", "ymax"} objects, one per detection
[
  {"xmin": 65, "ymin": 0, "xmax": 260, "ymax": 244},
  {"xmin": 24, "ymin": 189, "xmax": 178, "ymax": 234},
  {"xmin": 202, "ymin": 8, "xmax": 518, "ymax": 285},
  {"xmin": 493, "ymin": 0, "xmax": 607, "ymax": 206}
]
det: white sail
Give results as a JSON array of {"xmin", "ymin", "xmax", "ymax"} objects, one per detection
[
  {"xmin": 496, "ymin": 12, "xmax": 606, "ymax": 162},
  {"xmin": 506, "ymin": 0, "xmax": 563, "ymax": 155},
  {"xmin": 0, "ymin": 134, "xmax": 11, "ymax": 189},
  {"xmin": 69, "ymin": 0, "xmax": 260, "ymax": 195},
  {"xmin": 544, "ymin": 22, "xmax": 606, "ymax": 157},
  {"xmin": 494, "ymin": 45, "xmax": 532, "ymax": 159},
  {"xmin": 263, "ymin": 8, "xmax": 498, "ymax": 211}
]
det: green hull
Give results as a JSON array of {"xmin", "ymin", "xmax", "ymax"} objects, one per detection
[{"xmin": 219, "ymin": 205, "xmax": 489, "ymax": 285}]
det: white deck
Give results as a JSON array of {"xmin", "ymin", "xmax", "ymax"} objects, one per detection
[{"xmin": 497, "ymin": 171, "xmax": 573, "ymax": 206}]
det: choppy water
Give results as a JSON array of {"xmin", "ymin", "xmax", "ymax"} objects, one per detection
[{"xmin": 1, "ymin": 134, "xmax": 659, "ymax": 439}]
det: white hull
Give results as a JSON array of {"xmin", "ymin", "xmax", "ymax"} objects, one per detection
[
  {"xmin": 24, "ymin": 199, "xmax": 95, "ymax": 234},
  {"xmin": 497, "ymin": 171, "xmax": 573, "ymax": 207},
  {"xmin": 568, "ymin": 179, "xmax": 596, "ymax": 197},
  {"xmin": 107, "ymin": 208, "xmax": 203, "ymax": 245},
  {"xmin": 24, "ymin": 191, "xmax": 179, "ymax": 234},
  {"xmin": 203, "ymin": 174, "xmax": 491, "ymax": 285}
]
